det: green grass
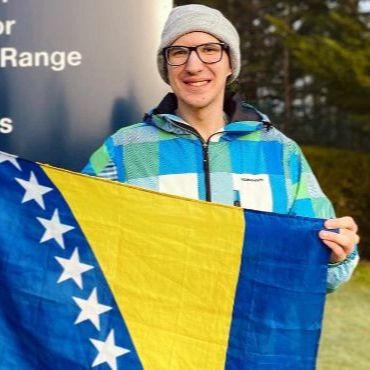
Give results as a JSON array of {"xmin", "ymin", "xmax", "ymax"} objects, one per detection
[{"xmin": 317, "ymin": 262, "xmax": 370, "ymax": 369}]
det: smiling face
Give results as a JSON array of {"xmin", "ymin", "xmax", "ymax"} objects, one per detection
[{"xmin": 166, "ymin": 32, "xmax": 232, "ymax": 111}]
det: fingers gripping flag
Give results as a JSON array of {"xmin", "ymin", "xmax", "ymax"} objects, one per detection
[{"xmin": 0, "ymin": 151, "xmax": 330, "ymax": 369}]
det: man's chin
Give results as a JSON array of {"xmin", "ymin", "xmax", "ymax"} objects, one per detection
[{"xmin": 180, "ymin": 95, "xmax": 215, "ymax": 110}]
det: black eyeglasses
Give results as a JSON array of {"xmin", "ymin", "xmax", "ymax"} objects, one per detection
[{"xmin": 163, "ymin": 42, "xmax": 229, "ymax": 66}]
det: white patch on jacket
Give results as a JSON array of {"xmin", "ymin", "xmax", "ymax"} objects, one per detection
[
  {"xmin": 159, "ymin": 174, "xmax": 199, "ymax": 199},
  {"xmin": 233, "ymin": 174, "xmax": 273, "ymax": 211}
]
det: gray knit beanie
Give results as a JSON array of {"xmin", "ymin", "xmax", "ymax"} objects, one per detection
[{"xmin": 157, "ymin": 4, "xmax": 240, "ymax": 85}]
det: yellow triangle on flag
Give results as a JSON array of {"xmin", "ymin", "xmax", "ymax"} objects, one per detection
[{"xmin": 43, "ymin": 165, "xmax": 245, "ymax": 369}]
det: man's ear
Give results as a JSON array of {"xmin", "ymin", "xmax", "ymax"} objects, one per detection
[
  {"xmin": 228, "ymin": 58, "xmax": 233, "ymax": 76},
  {"xmin": 227, "ymin": 66, "xmax": 233, "ymax": 78}
]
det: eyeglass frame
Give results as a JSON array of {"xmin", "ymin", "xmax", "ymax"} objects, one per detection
[{"xmin": 162, "ymin": 42, "xmax": 229, "ymax": 66}]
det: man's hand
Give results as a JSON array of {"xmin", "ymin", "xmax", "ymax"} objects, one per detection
[{"xmin": 319, "ymin": 217, "xmax": 360, "ymax": 263}]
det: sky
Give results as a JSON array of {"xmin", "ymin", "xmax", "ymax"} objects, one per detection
[{"xmin": 359, "ymin": 0, "xmax": 370, "ymax": 12}]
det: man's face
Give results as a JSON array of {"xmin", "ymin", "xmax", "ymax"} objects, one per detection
[{"xmin": 166, "ymin": 32, "xmax": 232, "ymax": 110}]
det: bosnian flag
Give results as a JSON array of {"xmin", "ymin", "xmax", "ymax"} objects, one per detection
[{"xmin": 0, "ymin": 151, "xmax": 330, "ymax": 369}]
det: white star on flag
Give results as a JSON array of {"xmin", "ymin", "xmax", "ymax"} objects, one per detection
[
  {"xmin": 55, "ymin": 247, "xmax": 94, "ymax": 289},
  {"xmin": 37, "ymin": 209, "xmax": 74, "ymax": 249},
  {"xmin": 90, "ymin": 329, "xmax": 130, "ymax": 370},
  {"xmin": 0, "ymin": 151, "xmax": 21, "ymax": 170},
  {"xmin": 15, "ymin": 171, "xmax": 53, "ymax": 209},
  {"xmin": 73, "ymin": 287, "xmax": 112, "ymax": 330}
]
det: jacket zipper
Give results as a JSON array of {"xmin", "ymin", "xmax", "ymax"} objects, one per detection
[
  {"xmin": 201, "ymin": 132, "xmax": 223, "ymax": 201},
  {"xmin": 201, "ymin": 141, "xmax": 211, "ymax": 201},
  {"xmin": 164, "ymin": 118, "xmax": 221, "ymax": 202}
]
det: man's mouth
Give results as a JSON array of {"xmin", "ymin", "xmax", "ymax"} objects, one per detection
[{"xmin": 183, "ymin": 80, "xmax": 211, "ymax": 87}]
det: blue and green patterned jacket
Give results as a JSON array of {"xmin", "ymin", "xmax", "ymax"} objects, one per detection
[{"xmin": 83, "ymin": 93, "xmax": 359, "ymax": 292}]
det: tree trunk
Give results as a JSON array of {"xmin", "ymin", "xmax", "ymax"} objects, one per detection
[
  {"xmin": 283, "ymin": 2, "xmax": 292, "ymax": 132},
  {"xmin": 283, "ymin": 46, "xmax": 292, "ymax": 132}
]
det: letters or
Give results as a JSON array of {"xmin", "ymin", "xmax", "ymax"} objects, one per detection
[{"xmin": 0, "ymin": 20, "xmax": 16, "ymax": 36}]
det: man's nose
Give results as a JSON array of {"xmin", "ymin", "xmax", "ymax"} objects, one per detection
[{"xmin": 184, "ymin": 50, "xmax": 204, "ymax": 73}]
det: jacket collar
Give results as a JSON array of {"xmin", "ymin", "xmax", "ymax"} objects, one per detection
[{"xmin": 144, "ymin": 92, "xmax": 272, "ymax": 136}]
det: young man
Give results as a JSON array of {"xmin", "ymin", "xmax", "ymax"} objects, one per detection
[{"xmin": 83, "ymin": 4, "xmax": 359, "ymax": 291}]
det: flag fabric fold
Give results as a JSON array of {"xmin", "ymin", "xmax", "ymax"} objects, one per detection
[{"xmin": 0, "ymin": 151, "xmax": 330, "ymax": 370}]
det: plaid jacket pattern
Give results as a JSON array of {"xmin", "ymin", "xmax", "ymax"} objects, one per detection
[{"xmin": 83, "ymin": 93, "xmax": 359, "ymax": 292}]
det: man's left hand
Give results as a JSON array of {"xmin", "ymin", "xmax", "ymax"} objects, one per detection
[{"xmin": 319, "ymin": 216, "xmax": 360, "ymax": 263}]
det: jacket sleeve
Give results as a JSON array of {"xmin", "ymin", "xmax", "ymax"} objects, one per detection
[
  {"xmin": 285, "ymin": 141, "xmax": 359, "ymax": 293},
  {"xmin": 81, "ymin": 136, "xmax": 119, "ymax": 181}
]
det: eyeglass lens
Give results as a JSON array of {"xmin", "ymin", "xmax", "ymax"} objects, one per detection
[{"xmin": 166, "ymin": 43, "xmax": 224, "ymax": 66}]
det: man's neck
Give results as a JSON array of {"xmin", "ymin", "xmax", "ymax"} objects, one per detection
[{"xmin": 176, "ymin": 100, "xmax": 226, "ymax": 141}]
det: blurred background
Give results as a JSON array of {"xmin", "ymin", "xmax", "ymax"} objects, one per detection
[{"xmin": 174, "ymin": 2, "xmax": 370, "ymax": 368}]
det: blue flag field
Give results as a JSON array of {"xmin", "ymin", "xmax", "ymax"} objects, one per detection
[{"xmin": 0, "ymin": 151, "xmax": 330, "ymax": 369}]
